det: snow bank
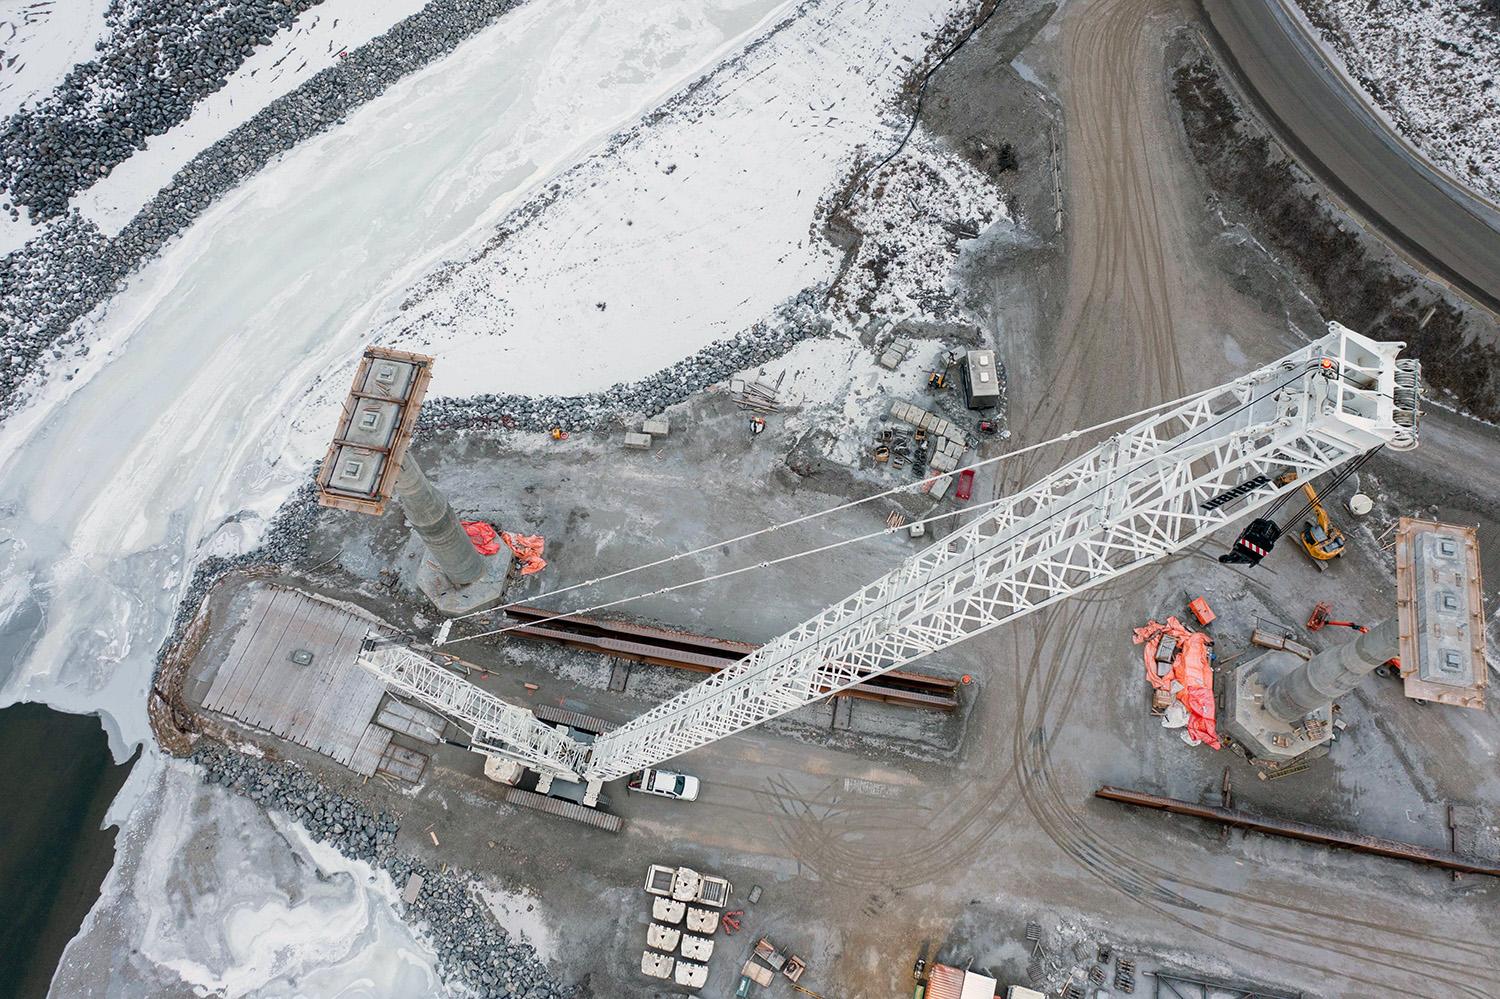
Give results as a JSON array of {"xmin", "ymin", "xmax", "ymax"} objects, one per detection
[
  {"xmin": 75, "ymin": 0, "xmax": 430, "ymax": 234},
  {"xmin": 381, "ymin": 0, "xmax": 965, "ymax": 399},
  {"xmin": 1297, "ymin": 0, "xmax": 1500, "ymax": 201},
  {"xmin": 0, "ymin": 1, "xmax": 109, "ymax": 119},
  {"xmin": 0, "ymin": 0, "xmax": 111, "ymax": 251},
  {"xmin": 53, "ymin": 758, "xmax": 441, "ymax": 997}
]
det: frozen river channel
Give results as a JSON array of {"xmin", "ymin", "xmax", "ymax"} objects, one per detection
[
  {"xmin": 0, "ymin": 0, "xmax": 789, "ymax": 752},
  {"xmin": 0, "ymin": 0, "xmax": 788, "ymax": 992}
]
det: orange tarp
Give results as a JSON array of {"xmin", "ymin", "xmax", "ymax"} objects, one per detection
[
  {"xmin": 499, "ymin": 531, "xmax": 547, "ymax": 576},
  {"xmin": 1132, "ymin": 615, "xmax": 1221, "ymax": 750},
  {"xmin": 461, "ymin": 520, "xmax": 501, "ymax": 555}
]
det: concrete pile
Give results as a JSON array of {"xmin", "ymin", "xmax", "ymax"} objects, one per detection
[
  {"xmin": 192, "ymin": 743, "xmax": 577, "ymax": 999},
  {"xmin": 418, "ymin": 295, "xmax": 830, "ymax": 435},
  {"xmin": 0, "ymin": 0, "xmax": 523, "ymax": 423}
]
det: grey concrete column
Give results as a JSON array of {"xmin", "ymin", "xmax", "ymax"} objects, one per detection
[
  {"xmin": 1265, "ymin": 618, "xmax": 1400, "ymax": 723},
  {"xmin": 394, "ymin": 453, "xmax": 484, "ymax": 586}
]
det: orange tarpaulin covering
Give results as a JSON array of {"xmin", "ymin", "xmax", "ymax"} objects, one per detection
[
  {"xmin": 499, "ymin": 530, "xmax": 547, "ymax": 576},
  {"xmin": 1132, "ymin": 615, "xmax": 1221, "ymax": 750},
  {"xmin": 462, "ymin": 520, "xmax": 501, "ymax": 555}
]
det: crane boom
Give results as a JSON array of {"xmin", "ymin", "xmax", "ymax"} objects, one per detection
[{"xmin": 359, "ymin": 324, "xmax": 1419, "ymax": 785}]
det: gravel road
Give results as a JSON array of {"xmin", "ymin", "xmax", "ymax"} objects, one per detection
[{"xmin": 1202, "ymin": 0, "xmax": 1500, "ymax": 315}]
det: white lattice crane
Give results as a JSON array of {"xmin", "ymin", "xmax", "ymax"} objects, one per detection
[{"xmin": 359, "ymin": 324, "xmax": 1420, "ymax": 786}]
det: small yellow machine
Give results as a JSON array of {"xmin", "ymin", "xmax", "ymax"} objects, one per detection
[{"xmin": 1297, "ymin": 482, "xmax": 1346, "ymax": 568}]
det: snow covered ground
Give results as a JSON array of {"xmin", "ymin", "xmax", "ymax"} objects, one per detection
[
  {"xmin": 0, "ymin": 0, "xmax": 112, "ymax": 252},
  {"xmin": 380, "ymin": 0, "xmax": 964, "ymax": 399},
  {"xmin": 0, "ymin": 0, "xmax": 109, "ymax": 119},
  {"xmin": 52, "ymin": 760, "xmax": 442, "ymax": 998},
  {"xmin": 75, "ymin": 0, "xmax": 430, "ymax": 234},
  {"xmin": 1295, "ymin": 0, "xmax": 1500, "ymax": 202}
]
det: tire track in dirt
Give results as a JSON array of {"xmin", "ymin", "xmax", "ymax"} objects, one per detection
[{"xmin": 995, "ymin": 2, "xmax": 1497, "ymax": 993}]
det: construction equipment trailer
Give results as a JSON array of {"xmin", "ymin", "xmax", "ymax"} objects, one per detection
[{"xmin": 358, "ymin": 324, "xmax": 1420, "ymax": 812}]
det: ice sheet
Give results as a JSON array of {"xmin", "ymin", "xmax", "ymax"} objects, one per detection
[
  {"xmin": 52, "ymin": 757, "xmax": 441, "ymax": 998},
  {"xmin": 0, "ymin": 0, "xmax": 791, "ymax": 759}
]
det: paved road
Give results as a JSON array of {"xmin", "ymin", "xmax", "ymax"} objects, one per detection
[{"xmin": 1201, "ymin": 0, "xmax": 1500, "ymax": 315}]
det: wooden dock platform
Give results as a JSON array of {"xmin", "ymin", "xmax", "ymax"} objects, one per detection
[{"xmin": 201, "ymin": 588, "xmax": 392, "ymax": 775}]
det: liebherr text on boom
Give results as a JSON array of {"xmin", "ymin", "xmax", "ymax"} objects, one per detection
[{"xmin": 359, "ymin": 323, "xmax": 1420, "ymax": 785}]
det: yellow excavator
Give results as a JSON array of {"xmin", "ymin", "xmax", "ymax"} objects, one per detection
[{"xmin": 1297, "ymin": 481, "xmax": 1346, "ymax": 568}]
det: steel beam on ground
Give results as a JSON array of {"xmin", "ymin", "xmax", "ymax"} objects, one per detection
[{"xmin": 1096, "ymin": 785, "xmax": 1500, "ymax": 877}]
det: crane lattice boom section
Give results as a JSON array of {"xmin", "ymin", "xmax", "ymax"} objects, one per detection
[
  {"xmin": 361, "ymin": 642, "xmax": 586, "ymax": 779},
  {"xmin": 359, "ymin": 324, "xmax": 1419, "ymax": 786}
]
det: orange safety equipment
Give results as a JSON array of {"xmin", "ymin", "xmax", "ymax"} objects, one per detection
[
  {"xmin": 499, "ymin": 531, "xmax": 547, "ymax": 576},
  {"xmin": 461, "ymin": 521, "xmax": 502, "ymax": 556},
  {"xmin": 1188, "ymin": 596, "xmax": 1215, "ymax": 626},
  {"xmin": 1132, "ymin": 616, "xmax": 1221, "ymax": 750}
]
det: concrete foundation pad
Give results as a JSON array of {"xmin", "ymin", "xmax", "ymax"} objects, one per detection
[
  {"xmin": 1222, "ymin": 651, "xmax": 1333, "ymax": 763},
  {"xmin": 398, "ymin": 532, "xmax": 511, "ymax": 616}
]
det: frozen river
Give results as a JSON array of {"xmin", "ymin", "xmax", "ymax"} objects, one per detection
[
  {"xmin": 0, "ymin": 0, "xmax": 789, "ymax": 752},
  {"xmin": 0, "ymin": 0, "xmax": 788, "ymax": 992}
]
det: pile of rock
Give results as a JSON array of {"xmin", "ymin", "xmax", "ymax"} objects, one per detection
[
  {"xmin": 419, "ymin": 294, "xmax": 831, "ymax": 435},
  {"xmin": 191, "ymin": 742, "xmax": 398, "ymax": 862},
  {"xmin": 1, "ymin": 0, "xmax": 325, "ymax": 220},
  {"xmin": 386, "ymin": 855, "xmax": 575, "ymax": 999},
  {"xmin": 0, "ymin": 0, "xmax": 523, "ymax": 423},
  {"xmin": 192, "ymin": 742, "xmax": 576, "ymax": 998}
]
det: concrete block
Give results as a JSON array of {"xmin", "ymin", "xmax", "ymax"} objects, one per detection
[
  {"xmin": 623, "ymin": 432, "xmax": 653, "ymax": 450},
  {"xmin": 909, "ymin": 521, "xmax": 927, "ymax": 539},
  {"xmin": 642, "ymin": 417, "xmax": 670, "ymax": 436},
  {"xmin": 917, "ymin": 413, "xmax": 935, "ymax": 431},
  {"xmin": 931, "ymin": 453, "xmax": 958, "ymax": 473},
  {"xmin": 879, "ymin": 349, "xmax": 903, "ymax": 370},
  {"xmin": 928, "ymin": 474, "xmax": 952, "ymax": 500}
]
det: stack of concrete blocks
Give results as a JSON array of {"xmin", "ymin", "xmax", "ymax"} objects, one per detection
[
  {"xmin": 625, "ymin": 414, "xmax": 671, "ymax": 450},
  {"xmin": 886, "ymin": 400, "xmax": 970, "ymax": 498},
  {"xmin": 878, "ymin": 336, "xmax": 914, "ymax": 370}
]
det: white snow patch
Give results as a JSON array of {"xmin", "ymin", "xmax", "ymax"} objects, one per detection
[
  {"xmin": 1297, "ymin": 0, "xmax": 1500, "ymax": 201},
  {"xmin": 476, "ymin": 884, "xmax": 560, "ymax": 963},
  {"xmin": 381, "ymin": 0, "xmax": 966, "ymax": 400},
  {"xmin": 74, "ymin": 0, "xmax": 430, "ymax": 234},
  {"xmin": 833, "ymin": 130, "xmax": 1009, "ymax": 329},
  {"xmin": 0, "ymin": 0, "xmax": 109, "ymax": 119}
]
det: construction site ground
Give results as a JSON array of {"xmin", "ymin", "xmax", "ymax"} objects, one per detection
[{"xmin": 180, "ymin": 1, "xmax": 1500, "ymax": 996}]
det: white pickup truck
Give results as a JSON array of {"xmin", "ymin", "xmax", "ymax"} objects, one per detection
[{"xmin": 628, "ymin": 768, "xmax": 700, "ymax": 801}]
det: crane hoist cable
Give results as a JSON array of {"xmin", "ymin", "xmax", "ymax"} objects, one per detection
[
  {"xmin": 441, "ymin": 364, "xmax": 1319, "ymax": 649},
  {"xmin": 440, "ymin": 391, "xmax": 1215, "ymax": 627}
]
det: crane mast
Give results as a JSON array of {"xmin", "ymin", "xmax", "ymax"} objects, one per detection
[{"xmin": 358, "ymin": 323, "xmax": 1419, "ymax": 786}]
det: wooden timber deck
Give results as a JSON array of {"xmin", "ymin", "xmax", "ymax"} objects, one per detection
[{"xmin": 201, "ymin": 588, "xmax": 392, "ymax": 775}]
